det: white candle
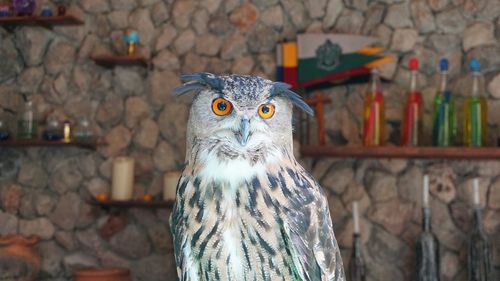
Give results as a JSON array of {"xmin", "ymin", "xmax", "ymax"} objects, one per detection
[
  {"xmin": 352, "ymin": 201, "xmax": 360, "ymax": 234},
  {"xmin": 111, "ymin": 157, "xmax": 135, "ymax": 201},
  {"xmin": 473, "ymin": 178, "xmax": 480, "ymax": 207},
  {"xmin": 423, "ymin": 174, "xmax": 429, "ymax": 208},
  {"xmin": 163, "ymin": 171, "xmax": 182, "ymax": 201}
]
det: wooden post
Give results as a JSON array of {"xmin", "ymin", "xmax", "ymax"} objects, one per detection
[{"xmin": 305, "ymin": 92, "xmax": 332, "ymax": 145}]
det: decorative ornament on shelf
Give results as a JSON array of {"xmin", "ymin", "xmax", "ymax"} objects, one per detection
[
  {"xmin": 464, "ymin": 59, "xmax": 487, "ymax": 147},
  {"xmin": 40, "ymin": 4, "xmax": 52, "ymax": 17},
  {"xmin": 432, "ymin": 58, "xmax": 457, "ymax": 147},
  {"xmin": 349, "ymin": 201, "xmax": 366, "ymax": 281},
  {"xmin": 13, "ymin": 0, "xmax": 36, "ymax": 16},
  {"xmin": 0, "ymin": 4, "xmax": 10, "ymax": 16},
  {"xmin": 42, "ymin": 115, "xmax": 63, "ymax": 141},
  {"xmin": 123, "ymin": 30, "xmax": 139, "ymax": 56},
  {"xmin": 16, "ymin": 95, "xmax": 38, "ymax": 140},
  {"xmin": 401, "ymin": 58, "xmax": 423, "ymax": 146}
]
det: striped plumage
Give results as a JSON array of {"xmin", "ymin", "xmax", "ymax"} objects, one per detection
[{"xmin": 170, "ymin": 73, "xmax": 345, "ymax": 281}]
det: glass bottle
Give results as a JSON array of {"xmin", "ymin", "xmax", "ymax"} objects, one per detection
[
  {"xmin": 349, "ymin": 202, "xmax": 366, "ymax": 281},
  {"xmin": 42, "ymin": 116, "xmax": 63, "ymax": 141},
  {"xmin": 432, "ymin": 58, "xmax": 457, "ymax": 147},
  {"xmin": 73, "ymin": 117, "xmax": 93, "ymax": 140},
  {"xmin": 464, "ymin": 59, "xmax": 488, "ymax": 147},
  {"xmin": 416, "ymin": 175, "xmax": 440, "ymax": 281},
  {"xmin": 0, "ymin": 117, "xmax": 10, "ymax": 140},
  {"xmin": 363, "ymin": 69, "xmax": 385, "ymax": 146},
  {"xmin": 17, "ymin": 98, "xmax": 38, "ymax": 140},
  {"xmin": 468, "ymin": 179, "xmax": 494, "ymax": 281},
  {"xmin": 401, "ymin": 58, "xmax": 423, "ymax": 146}
]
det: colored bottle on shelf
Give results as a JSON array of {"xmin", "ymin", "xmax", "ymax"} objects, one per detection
[
  {"xmin": 432, "ymin": 58, "xmax": 457, "ymax": 147},
  {"xmin": 349, "ymin": 202, "xmax": 366, "ymax": 281},
  {"xmin": 464, "ymin": 59, "xmax": 488, "ymax": 147},
  {"xmin": 416, "ymin": 175, "xmax": 440, "ymax": 281},
  {"xmin": 362, "ymin": 69, "xmax": 385, "ymax": 146},
  {"xmin": 401, "ymin": 58, "xmax": 423, "ymax": 146},
  {"xmin": 17, "ymin": 98, "xmax": 38, "ymax": 140},
  {"xmin": 468, "ymin": 179, "xmax": 495, "ymax": 281}
]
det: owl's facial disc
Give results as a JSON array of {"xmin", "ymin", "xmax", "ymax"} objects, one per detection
[{"xmin": 236, "ymin": 118, "xmax": 250, "ymax": 146}]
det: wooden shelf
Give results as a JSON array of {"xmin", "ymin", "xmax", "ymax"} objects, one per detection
[
  {"xmin": 0, "ymin": 139, "xmax": 106, "ymax": 150},
  {"xmin": 300, "ymin": 145, "xmax": 500, "ymax": 160},
  {"xmin": 91, "ymin": 54, "xmax": 148, "ymax": 68},
  {"xmin": 0, "ymin": 15, "xmax": 83, "ymax": 26},
  {"xmin": 87, "ymin": 198, "xmax": 174, "ymax": 209}
]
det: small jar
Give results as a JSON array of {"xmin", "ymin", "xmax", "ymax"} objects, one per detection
[
  {"xmin": 42, "ymin": 117, "xmax": 63, "ymax": 141},
  {"xmin": 17, "ymin": 100, "xmax": 38, "ymax": 140},
  {"xmin": 73, "ymin": 117, "xmax": 93, "ymax": 140}
]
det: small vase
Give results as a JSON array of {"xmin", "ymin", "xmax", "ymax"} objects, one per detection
[
  {"xmin": 74, "ymin": 268, "xmax": 132, "ymax": 281},
  {"xmin": 0, "ymin": 235, "xmax": 41, "ymax": 281}
]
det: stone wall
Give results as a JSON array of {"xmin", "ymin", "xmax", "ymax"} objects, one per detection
[{"xmin": 0, "ymin": 0, "xmax": 499, "ymax": 280}]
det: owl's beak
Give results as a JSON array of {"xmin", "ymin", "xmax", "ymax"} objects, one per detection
[{"xmin": 237, "ymin": 118, "xmax": 250, "ymax": 146}]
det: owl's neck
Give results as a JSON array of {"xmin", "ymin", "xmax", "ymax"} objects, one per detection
[{"xmin": 186, "ymin": 137, "xmax": 294, "ymax": 187}]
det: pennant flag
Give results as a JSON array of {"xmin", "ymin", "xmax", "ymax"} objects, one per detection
[
  {"xmin": 297, "ymin": 34, "xmax": 383, "ymax": 87},
  {"xmin": 282, "ymin": 42, "xmax": 299, "ymax": 90}
]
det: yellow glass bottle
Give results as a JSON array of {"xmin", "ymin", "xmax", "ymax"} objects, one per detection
[{"xmin": 363, "ymin": 69, "xmax": 385, "ymax": 146}]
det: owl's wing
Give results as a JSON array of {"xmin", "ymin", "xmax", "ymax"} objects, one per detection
[
  {"xmin": 170, "ymin": 176, "xmax": 200, "ymax": 281},
  {"xmin": 280, "ymin": 167, "xmax": 345, "ymax": 281}
]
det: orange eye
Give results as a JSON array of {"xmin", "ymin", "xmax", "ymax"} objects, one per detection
[
  {"xmin": 258, "ymin": 104, "xmax": 275, "ymax": 119},
  {"xmin": 212, "ymin": 98, "xmax": 232, "ymax": 116}
]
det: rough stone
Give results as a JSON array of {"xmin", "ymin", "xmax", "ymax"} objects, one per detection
[
  {"xmin": 428, "ymin": 0, "xmax": 449, "ymax": 11},
  {"xmin": 155, "ymin": 25, "xmax": 177, "ymax": 51},
  {"xmin": 372, "ymin": 24, "xmax": 393, "ymax": 48},
  {"xmin": 488, "ymin": 178, "xmax": 500, "ymax": 209},
  {"xmin": 80, "ymin": 0, "xmax": 110, "ymax": 13},
  {"xmin": 368, "ymin": 199, "xmax": 413, "ymax": 235},
  {"xmin": 134, "ymin": 255, "xmax": 177, "ymax": 281},
  {"xmin": 304, "ymin": 0, "xmax": 328, "ymax": 18},
  {"xmin": 368, "ymin": 171, "xmax": 398, "ymax": 202},
  {"xmin": 220, "ymin": 33, "xmax": 248, "ymax": 60},
  {"xmin": 428, "ymin": 164, "xmax": 456, "ymax": 203},
  {"xmin": 96, "ymin": 96, "xmax": 124, "ymax": 126},
  {"xmin": 397, "ymin": 166, "xmax": 422, "ymax": 204},
  {"xmin": 38, "ymin": 241, "xmax": 64, "ymax": 277},
  {"xmin": 152, "ymin": 49, "xmax": 181, "ymax": 70},
  {"xmin": 125, "ymin": 96, "xmax": 151, "ymax": 128},
  {"xmin": 192, "ymin": 9, "xmax": 210, "ymax": 35},
  {"xmin": 195, "ymin": 34, "xmax": 222, "ymax": 56},
  {"xmin": 379, "ymin": 158, "xmax": 407, "ymax": 174},
  {"xmin": 247, "ymin": 25, "xmax": 279, "ymax": 53},
  {"xmin": 0, "ymin": 184, "xmax": 22, "ymax": 214},
  {"xmin": 174, "ymin": 29, "xmax": 196, "ymax": 55},
  {"xmin": 231, "ymin": 55, "xmax": 254, "ymax": 74},
  {"xmin": 342, "ymin": 182, "xmax": 371, "ymax": 214},
  {"xmin": 0, "ymin": 211, "xmax": 18, "ymax": 235},
  {"xmin": 55, "ymin": 231, "xmax": 77, "ymax": 251},
  {"xmin": 410, "ymin": 0, "xmax": 436, "ymax": 33},
  {"xmin": 462, "ymin": 22, "xmax": 496, "ymax": 52},
  {"xmin": 323, "ymin": 0, "xmax": 343, "ymax": 29},
  {"xmin": 49, "ymin": 193, "xmax": 81, "ymax": 231},
  {"xmin": 153, "ymin": 141, "xmax": 180, "ymax": 172},
  {"xmin": 75, "ymin": 228, "xmax": 102, "ymax": 254},
  {"xmin": 100, "ymin": 125, "xmax": 132, "ymax": 157},
  {"xmin": 151, "ymin": 1, "xmax": 169, "ymax": 26},
  {"xmin": 15, "ymin": 27, "xmax": 52, "ymax": 67},
  {"xmin": 34, "ymin": 193, "xmax": 56, "ymax": 216},
  {"xmin": 149, "ymin": 70, "xmax": 180, "ymax": 108},
  {"xmin": 63, "ymin": 253, "xmax": 99, "ymax": 275},
  {"xmin": 134, "ymin": 118, "xmax": 159, "ymax": 150},
  {"xmin": 229, "ymin": 2, "xmax": 258, "ymax": 31},
  {"xmin": 172, "ymin": 0, "xmax": 196, "ymax": 29},
  {"xmin": 129, "ymin": 9, "xmax": 155, "ymax": 46},
  {"xmin": 385, "ymin": 3, "xmax": 412, "ymax": 28},
  {"xmin": 488, "ymin": 73, "xmax": 500, "ymax": 99},
  {"xmin": 335, "ymin": 9, "xmax": 364, "ymax": 34},
  {"xmin": 321, "ymin": 165, "xmax": 354, "ymax": 195},
  {"xmin": 0, "ymin": 39, "xmax": 21, "ymax": 83},
  {"xmin": 19, "ymin": 218, "xmax": 55, "ymax": 240},
  {"xmin": 440, "ymin": 251, "xmax": 460, "ymax": 280},
  {"xmin": 110, "ymin": 225, "xmax": 151, "ymax": 259},
  {"xmin": 110, "ymin": 0, "xmax": 137, "ymax": 10},
  {"xmin": 18, "ymin": 66, "xmax": 44, "ymax": 94},
  {"xmin": 261, "ymin": 5, "xmax": 284, "ymax": 29},
  {"xmin": 436, "ymin": 8, "xmax": 466, "ymax": 34},
  {"xmin": 366, "ymin": 226, "xmax": 408, "ymax": 265},
  {"xmin": 113, "ymin": 67, "xmax": 144, "ymax": 96},
  {"xmin": 431, "ymin": 198, "xmax": 465, "ymax": 251},
  {"xmin": 158, "ymin": 102, "xmax": 189, "ymax": 151},
  {"xmin": 17, "ymin": 162, "xmax": 48, "ymax": 189},
  {"xmin": 390, "ymin": 28, "xmax": 418, "ymax": 52},
  {"xmin": 50, "ymin": 158, "xmax": 83, "ymax": 194},
  {"xmin": 108, "ymin": 11, "xmax": 129, "ymax": 29},
  {"xmin": 361, "ymin": 4, "xmax": 385, "ymax": 34},
  {"xmin": 45, "ymin": 41, "xmax": 77, "ymax": 76}
]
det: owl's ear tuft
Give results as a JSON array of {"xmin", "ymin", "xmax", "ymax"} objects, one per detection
[
  {"xmin": 173, "ymin": 72, "xmax": 225, "ymax": 96},
  {"xmin": 270, "ymin": 82, "xmax": 314, "ymax": 116}
]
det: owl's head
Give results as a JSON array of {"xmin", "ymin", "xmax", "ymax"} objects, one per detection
[{"xmin": 175, "ymin": 73, "xmax": 313, "ymax": 159}]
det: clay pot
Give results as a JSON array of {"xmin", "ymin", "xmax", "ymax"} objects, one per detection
[
  {"xmin": 74, "ymin": 268, "xmax": 132, "ymax": 281},
  {"xmin": 0, "ymin": 234, "xmax": 41, "ymax": 281}
]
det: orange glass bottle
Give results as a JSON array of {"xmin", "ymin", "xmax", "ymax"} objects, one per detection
[
  {"xmin": 363, "ymin": 69, "xmax": 385, "ymax": 146},
  {"xmin": 401, "ymin": 58, "xmax": 423, "ymax": 146}
]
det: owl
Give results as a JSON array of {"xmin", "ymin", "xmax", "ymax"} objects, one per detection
[{"xmin": 170, "ymin": 73, "xmax": 345, "ymax": 281}]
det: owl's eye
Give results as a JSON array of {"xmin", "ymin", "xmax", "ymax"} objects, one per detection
[
  {"xmin": 212, "ymin": 98, "xmax": 233, "ymax": 116},
  {"xmin": 258, "ymin": 104, "xmax": 275, "ymax": 119}
]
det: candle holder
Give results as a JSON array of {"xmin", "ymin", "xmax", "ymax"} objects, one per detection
[{"xmin": 123, "ymin": 31, "xmax": 139, "ymax": 56}]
